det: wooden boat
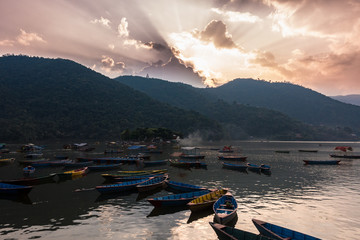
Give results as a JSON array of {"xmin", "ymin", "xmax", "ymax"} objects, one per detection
[
  {"xmin": 88, "ymin": 163, "xmax": 123, "ymax": 171},
  {"xmin": 219, "ymin": 146, "xmax": 234, "ymax": 153},
  {"xmin": 58, "ymin": 167, "xmax": 89, "ymax": 178},
  {"xmin": 218, "ymin": 155, "xmax": 247, "ymax": 161},
  {"xmin": 165, "ymin": 180, "xmax": 207, "ymax": 192},
  {"xmin": 252, "ymin": 219, "xmax": 321, "ymax": 240},
  {"xmin": 0, "ymin": 182, "xmax": 33, "ymax": 195},
  {"xmin": 136, "ymin": 175, "xmax": 168, "ymax": 192},
  {"xmin": 0, "ymin": 158, "xmax": 15, "ymax": 164},
  {"xmin": 180, "ymin": 147, "xmax": 205, "ymax": 159},
  {"xmin": 64, "ymin": 160, "xmax": 94, "ymax": 168},
  {"xmin": 57, "ymin": 167, "xmax": 88, "ymax": 181},
  {"xmin": 24, "ymin": 153, "xmax": 43, "ymax": 159},
  {"xmin": 298, "ymin": 150, "xmax": 318, "ymax": 153},
  {"xmin": 169, "ymin": 159, "xmax": 207, "ymax": 168},
  {"xmin": 77, "ymin": 157, "xmax": 140, "ymax": 164},
  {"xmin": 260, "ymin": 164, "xmax": 271, "ymax": 171},
  {"xmin": 104, "ymin": 149, "xmax": 124, "ymax": 154},
  {"xmin": 31, "ymin": 160, "xmax": 72, "ymax": 167},
  {"xmin": 187, "ymin": 189, "xmax": 228, "ymax": 212},
  {"xmin": 23, "ymin": 165, "xmax": 35, "ymax": 175},
  {"xmin": 303, "ymin": 160, "xmax": 340, "ymax": 165},
  {"xmin": 116, "ymin": 169, "xmax": 168, "ymax": 175},
  {"xmin": 142, "ymin": 159, "xmax": 168, "ymax": 167},
  {"xmin": 96, "ymin": 178, "xmax": 150, "ymax": 194},
  {"xmin": 0, "ymin": 173, "xmax": 56, "ymax": 186},
  {"xmin": 222, "ymin": 162, "xmax": 247, "ymax": 171},
  {"xmin": 213, "ymin": 192, "xmax": 238, "ymax": 225},
  {"xmin": 247, "ymin": 163, "xmax": 261, "ymax": 172},
  {"xmin": 275, "ymin": 150, "xmax": 290, "ymax": 153},
  {"xmin": 18, "ymin": 158, "xmax": 48, "ymax": 164},
  {"xmin": 103, "ymin": 173, "xmax": 165, "ymax": 182},
  {"xmin": 330, "ymin": 154, "xmax": 360, "ymax": 159},
  {"xmin": 209, "ymin": 222, "xmax": 274, "ymax": 240},
  {"xmin": 147, "ymin": 190, "xmax": 211, "ymax": 207}
]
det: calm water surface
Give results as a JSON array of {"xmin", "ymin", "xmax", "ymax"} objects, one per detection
[{"xmin": 0, "ymin": 141, "xmax": 360, "ymax": 239}]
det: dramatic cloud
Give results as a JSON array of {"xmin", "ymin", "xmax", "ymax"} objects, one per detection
[
  {"xmin": 16, "ymin": 29, "xmax": 46, "ymax": 46},
  {"xmin": 197, "ymin": 20, "xmax": 237, "ymax": 49},
  {"xmin": 101, "ymin": 55, "xmax": 125, "ymax": 72},
  {"xmin": 1, "ymin": 0, "xmax": 360, "ymax": 95},
  {"xmin": 118, "ymin": 17, "xmax": 129, "ymax": 38},
  {"xmin": 211, "ymin": 8, "xmax": 262, "ymax": 23},
  {"xmin": 90, "ymin": 17, "xmax": 111, "ymax": 29}
]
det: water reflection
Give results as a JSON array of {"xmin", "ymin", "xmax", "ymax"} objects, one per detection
[{"xmin": 0, "ymin": 141, "xmax": 360, "ymax": 239}]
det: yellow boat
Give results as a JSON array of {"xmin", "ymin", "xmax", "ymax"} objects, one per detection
[
  {"xmin": 187, "ymin": 189, "xmax": 228, "ymax": 212},
  {"xmin": 0, "ymin": 158, "xmax": 15, "ymax": 164},
  {"xmin": 64, "ymin": 167, "xmax": 89, "ymax": 176}
]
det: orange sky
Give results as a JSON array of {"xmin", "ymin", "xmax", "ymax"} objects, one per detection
[{"xmin": 1, "ymin": 0, "xmax": 359, "ymax": 96}]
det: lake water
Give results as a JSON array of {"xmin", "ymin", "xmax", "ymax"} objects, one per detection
[{"xmin": 0, "ymin": 141, "xmax": 360, "ymax": 240}]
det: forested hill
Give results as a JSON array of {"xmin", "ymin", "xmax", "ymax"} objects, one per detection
[
  {"xmin": 0, "ymin": 55, "xmax": 222, "ymax": 141},
  {"xmin": 116, "ymin": 76, "xmax": 357, "ymax": 140},
  {"xmin": 204, "ymin": 78, "xmax": 360, "ymax": 133}
]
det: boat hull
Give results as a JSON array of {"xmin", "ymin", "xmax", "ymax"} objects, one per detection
[
  {"xmin": 213, "ymin": 193, "xmax": 238, "ymax": 225},
  {"xmin": 187, "ymin": 189, "xmax": 228, "ymax": 212},
  {"xmin": 209, "ymin": 222, "xmax": 273, "ymax": 240},
  {"xmin": 147, "ymin": 190, "xmax": 211, "ymax": 207},
  {"xmin": 303, "ymin": 160, "xmax": 340, "ymax": 165}
]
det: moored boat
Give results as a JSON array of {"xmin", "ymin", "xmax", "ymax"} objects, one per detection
[
  {"xmin": 165, "ymin": 180, "xmax": 207, "ymax": 192},
  {"xmin": 136, "ymin": 175, "xmax": 168, "ymax": 192},
  {"xmin": 246, "ymin": 163, "xmax": 261, "ymax": 172},
  {"xmin": 23, "ymin": 165, "xmax": 35, "ymax": 175},
  {"xmin": 187, "ymin": 189, "xmax": 228, "ymax": 212},
  {"xmin": 57, "ymin": 167, "xmax": 89, "ymax": 180},
  {"xmin": 103, "ymin": 173, "xmax": 165, "ymax": 182},
  {"xmin": 142, "ymin": 159, "xmax": 168, "ymax": 167},
  {"xmin": 0, "ymin": 158, "xmax": 15, "ymax": 164},
  {"xmin": 0, "ymin": 173, "xmax": 57, "ymax": 186},
  {"xmin": 116, "ymin": 169, "xmax": 168, "ymax": 176},
  {"xmin": 64, "ymin": 160, "xmax": 94, "ymax": 168},
  {"xmin": 96, "ymin": 178, "xmax": 150, "ymax": 194},
  {"xmin": 252, "ymin": 219, "xmax": 321, "ymax": 240},
  {"xmin": 169, "ymin": 159, "xmax": 207, "ymax": 168},
  {"xmin": 298, "ymin": 150, "xmax": 318, "ymax": 153},
  {"xmin": 329, "ymin": 154, "xmax": 360, "ymax": 159},
  {"xmin": 0, "ymin": 182, "xmax": 33, "ymax": 195},
  {"xmin": 303, "ymin": 160, "xmax": 340, "ymax": 165},
  {"xmin": 218, "ymin": 155, "xmax": 247, "ymax": 161},
  {"xmin": 147, "ymin": 190, "xmax": 211, "ymax": 207},
  {"xmin": 213, "ymin": 192, "xmax": 238, "ymax": 225},
  {"xmin": 88, "ymin": 163, "xmax": 123, "ymax": 171},
  {"xmin": 222, "ymin": 162, "xmax": 247, "ymax": 171},
  {"xmin": 209, "ymin": 222, "xmax": 274, "ymax": 240}
]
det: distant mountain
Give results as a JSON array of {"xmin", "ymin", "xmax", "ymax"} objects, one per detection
[
  {"xmin": 204, "ymin": 78, "xmax": 360, "ymax": 133},
  {"xmin": 116, "ymin": 76, "xmax": 357, "ymax": 140},
  {"xmin": 330, "ymin": 94, "xmax": 360, "ymax": 106},
  {"xmin": 0, "ymin": 55, "xmax": 222, "ymax": 141}
]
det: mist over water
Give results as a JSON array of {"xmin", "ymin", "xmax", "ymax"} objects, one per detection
[{"xmin": 1, "ymin": 141, "xmax": 359, "ymax": 239}]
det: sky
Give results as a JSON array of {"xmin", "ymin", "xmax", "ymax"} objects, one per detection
[{"xmin": 1, "ymin": 0, "xmax": 360, "ymax": 96}]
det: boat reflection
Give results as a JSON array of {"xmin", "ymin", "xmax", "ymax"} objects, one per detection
[
  {"xmin": 147, "ymin": 205, "xmax": 188, "ymax": 217},
  {"xmin": 94, "ymin": 189, "xmax": 138, "ymax": 202},
  {"xmin": 0, "ymin": 194, "xmax": 32, "ymax": 205},
  {"xmin": 187, "ymin": 208, "xmax": 214, "ymax": 224},
  {"xmin": 136, "ymin": 188, "xmax": 164, "ymax": 201},
  {"xmin": 213, "ymin": 213, "xmax": 238, "ymax": 227}
]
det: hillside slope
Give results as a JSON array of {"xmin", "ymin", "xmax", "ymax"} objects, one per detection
[
  {"xmin": 205, "ymin": 78, "xmax": 360, "ymax": 133},
  {"xmin": 0, "ymin": 55, "xmax": 222, "ymax": 141},
  {"xmin": 116, "ymin": 76, "xmax": 357, "ymax": 140},
  {"xmin": 331, "ymin": 94, "xmax": 360, "ymax": 106}
]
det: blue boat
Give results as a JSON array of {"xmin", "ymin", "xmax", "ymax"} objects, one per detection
[
  {"xmin": 88, "ymin": 163, "xmax": 123, "ymax": 171},
  {"xmin": 147, "ymin": 190, "xmax": 211, "ymax": 207},
  {"xmin": 247, "ymin": 163, "xmax": 261, "ymax": 172},
  {"xmin": 252, "ymin": 219, "xmax": 321, "ymax": 240},
  {"xmin": 64, "ymin": 160, "xmax": 94, "ymax": 168},
  {"xmin": 136, "ymin": 175, "xmax": 168, "ymax": 192},
  {"xmin": 213, "ymin": 192, "xmax": 238, "ymax": 225},
  {"xmin": 165, "ymin": 180, "xmax": 207, "ymax": 192},
  {"xmin": 303, "ymin": 160, "xmax": 340, "ymax": 165},
  {"xmin": 0, "ymin": 173, "xmax": 56, "ymax": 186},
  {"xmin": 103, "ymin": 173, "xmax": 165, "ymax": 182},
  {"xmin": 77, "ymin": 157, "xmax": 141, "ymax": 164},
  {"xmin": 96, "ymin": 178, "xmax": 150, "ymax": 194},
  {"xmin": 142, "ymin": 160, "xmax": 168, "ymax": 167},
  {"xmin": 23, "ymin": 166, "xmax": 35, "ymax": 175},
  {"xmin": 0, "ymin": 182, "xmax": 33, "ymax": 195},
  {"xmin": 169, "ymin": 159, "xmax": 207, "ymax": 168},
  {"xmin": 209, "ymin": 222, "xmax": 274, "ymax": 240},
  {"xmin": 31, "ymin": 160, "xmax": 72, "ymax": 167},
  {"xmin": 222, "ymin": 162, "xmax": 248, "ymax": 171}
]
